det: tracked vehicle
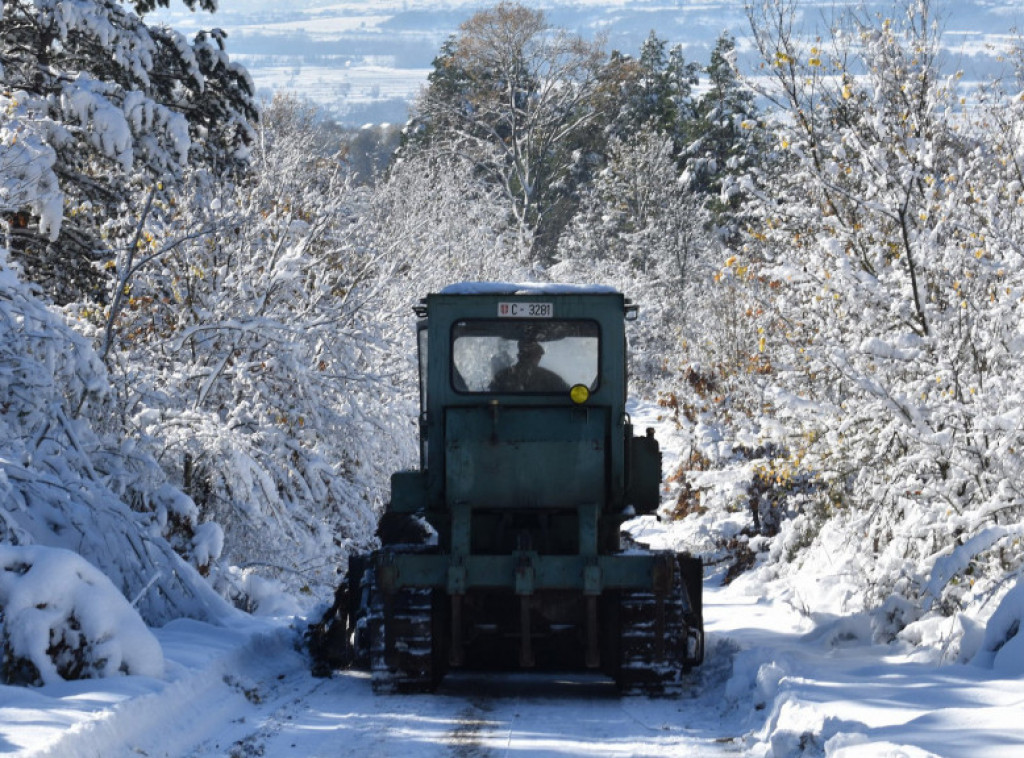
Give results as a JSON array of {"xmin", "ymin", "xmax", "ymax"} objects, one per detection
[{"xmin": 311, "ymin": 283, "xmax": 703, "ymax": 693}]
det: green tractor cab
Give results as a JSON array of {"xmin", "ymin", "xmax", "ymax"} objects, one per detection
[{"xmin": 310, "ymin": 283, "xmax": 703, "ymax": 693}]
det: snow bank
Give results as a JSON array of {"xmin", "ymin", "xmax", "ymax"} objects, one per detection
[
  {"xmin": 0, "ymin": 545, "xmax": 163, "ymax": 685},
  {"xmin": 0, "ymin": 617, "xmax": 294, "ymax": 758},
  {"xmin": 972, "ymin": 576, "xmax": 1024, "ymax": 675}
]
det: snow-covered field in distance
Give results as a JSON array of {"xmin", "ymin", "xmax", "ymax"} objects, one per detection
[{"xmin": 151, "ymin": 0, "xmax": 1023, "ymax": 126}]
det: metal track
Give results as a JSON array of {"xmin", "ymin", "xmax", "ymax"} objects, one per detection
[
  {"xmin": 367, "ymin": 576, "xmax": 439, "ymax": 694},
  {"xmin": 317, "ymin": 549, "xmax": 703, "ymax": 696},
  {"xmin": 616, "ymin": 556, "xmax": 704, "ymax": 696}
]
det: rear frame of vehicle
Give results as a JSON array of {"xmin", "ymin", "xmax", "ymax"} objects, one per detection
[{"xmin": 310, "ymin": 284, "xmax": 703, "ymax": 694}]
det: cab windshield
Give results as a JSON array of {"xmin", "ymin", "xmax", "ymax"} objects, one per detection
[{"xmin": 451, "ymin": 320, "xmax": 599, "ymax": 394}]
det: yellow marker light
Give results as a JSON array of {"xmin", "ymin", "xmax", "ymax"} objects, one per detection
[{"xmin": 570, "ymin": 384, "xmax": 590, "ymax": 405}]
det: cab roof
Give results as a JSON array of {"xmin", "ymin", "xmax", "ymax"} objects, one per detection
[{"xmin": 439, "ymin": 281, "xmax": 620, "ymax": 296}]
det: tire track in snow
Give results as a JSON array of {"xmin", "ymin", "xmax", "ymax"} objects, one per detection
[{"xmin": 446, "ymin": 703, "xmax": 496, "ymax": 758}]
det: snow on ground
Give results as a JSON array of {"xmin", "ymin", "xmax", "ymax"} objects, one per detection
[
  {"xmin": 2, "ymin": 397, "xmax": 1023, "ymax": 756},
  {"xmin": 717, "ymin": 577, "xmax": 1024, "ymax": 757},
  {"xmin": 2, "ymin": 566, "xmax": 1022, "ymax": 756}
]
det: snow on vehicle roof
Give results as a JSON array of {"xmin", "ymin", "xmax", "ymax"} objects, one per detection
[{"xmin": 439, "ymin": 281, "xmax": 620, "ymax": 295}]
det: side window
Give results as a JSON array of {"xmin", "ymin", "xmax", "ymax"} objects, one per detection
[
  {"xmin": 451, "ymin": 320, "xmax": 599, "ymax": 394},
  {"xmin": 417, "ymin": 324, "xmax": 428, "ymax": 411},
  {"xmin": 417, "ymin": 324, "xmax": 428, "ymax": 468}
]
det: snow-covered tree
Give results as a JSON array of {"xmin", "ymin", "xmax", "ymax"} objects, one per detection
[
  {"xmin": 686, "ymin": 31, "xmax": 761, "ymax": 236},
  {"xmin": 364, "ymin": 150, "xmax": 524, "ymax": 294},
  {"xmin": 598, "ymin": 32, "xmax": 700, "ymax": 152},
  {"xmin": 0, "ymin": 3, "xmax": 261, "ymax": 672},
  {"xmin": 343, "ymin": 123, "xmax": 402, "ymax": 186},
  {"xmin": 738, "ymin": 0, "xmax": 1024, "ymax": 642},
  {"xmin": 91, "ymin": 96, "xmax": 402, "ymax": 605},
  {"xmin": 558, "ymin": 131, "xmax": 706, "ymax": 390},
  {"xmin": 554, "ymin": 121, "xmax": 773, "ymax": 546},
  {"xmin": 558, "ymin": 129, "xmax": 712, "ymax": 303},
  {"xmin": 405, "ymin": 1, "xmax": 606, "ymax": 262},
  {"xmin": 0, "ymin": 0, "xmax": 257, "ymax": 303},
  {"xmin": 0, "ymin": 244, "xmax": 228, "ymax": 628}
]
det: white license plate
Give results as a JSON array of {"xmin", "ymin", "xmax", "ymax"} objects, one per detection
[{"xmin": 498, "ymin": 302, "xmax": 553, "ymax": 318}]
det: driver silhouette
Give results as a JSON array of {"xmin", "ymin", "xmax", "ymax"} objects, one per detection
[{"xmin": 490, "ymin": 339, "xmax": 569, "ymax": 393}]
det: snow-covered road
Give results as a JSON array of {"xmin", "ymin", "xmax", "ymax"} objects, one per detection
[
  {"xmin": 11, "ymin": 582, "xmax": 749, "ymax": 758},
  {"xmin": 180, "ymin": 667, "xmax": 743, "ymax": 757},
  {"xmin": 5, "ymin": 571, "xmax": 1024, "ymax": 757}
]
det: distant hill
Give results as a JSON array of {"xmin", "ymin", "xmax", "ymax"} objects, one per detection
[{"xmin": 152, "ymin": 0, "xmax": 1022, "ymax": 126}]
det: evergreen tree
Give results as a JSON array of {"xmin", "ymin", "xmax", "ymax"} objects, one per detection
[
  {"xmin": 687, "ymin": 31, "xmax": 760, "ymax": 235},
  {"xmin": 602, "ymin": 32, "xmax": 700, "ymax": 153}
]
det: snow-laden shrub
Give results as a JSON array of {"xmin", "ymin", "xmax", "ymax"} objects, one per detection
[
  {"xmin": 700, "ymin": 1, "xmax": 1024, "ymax": 654},
  {"xmin": 1, "ymin": 246, "xmax": 229, "ymax": 625},
  {"xmin": 0, "ymin": 545, "xmax": 164, "ymax": 686},
  {"xmin": 101, "ymin": 106, "xmax": 520, "ymax": 605},
  {"xmin": 221, "ymin": 567, "xmax": 304, "ymax": 618}
]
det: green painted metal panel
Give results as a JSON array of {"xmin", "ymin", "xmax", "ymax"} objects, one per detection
[
  {"xmin": 445, "ymin": 406, "xmax": 607, "ymax": 509},
  {"xmin": 420, "ymin": 291, "xmax": 630, "ymax": 512},
  {"xmin": 390, "ymin": 470, "xmax": 427, "ymax": 513}
]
